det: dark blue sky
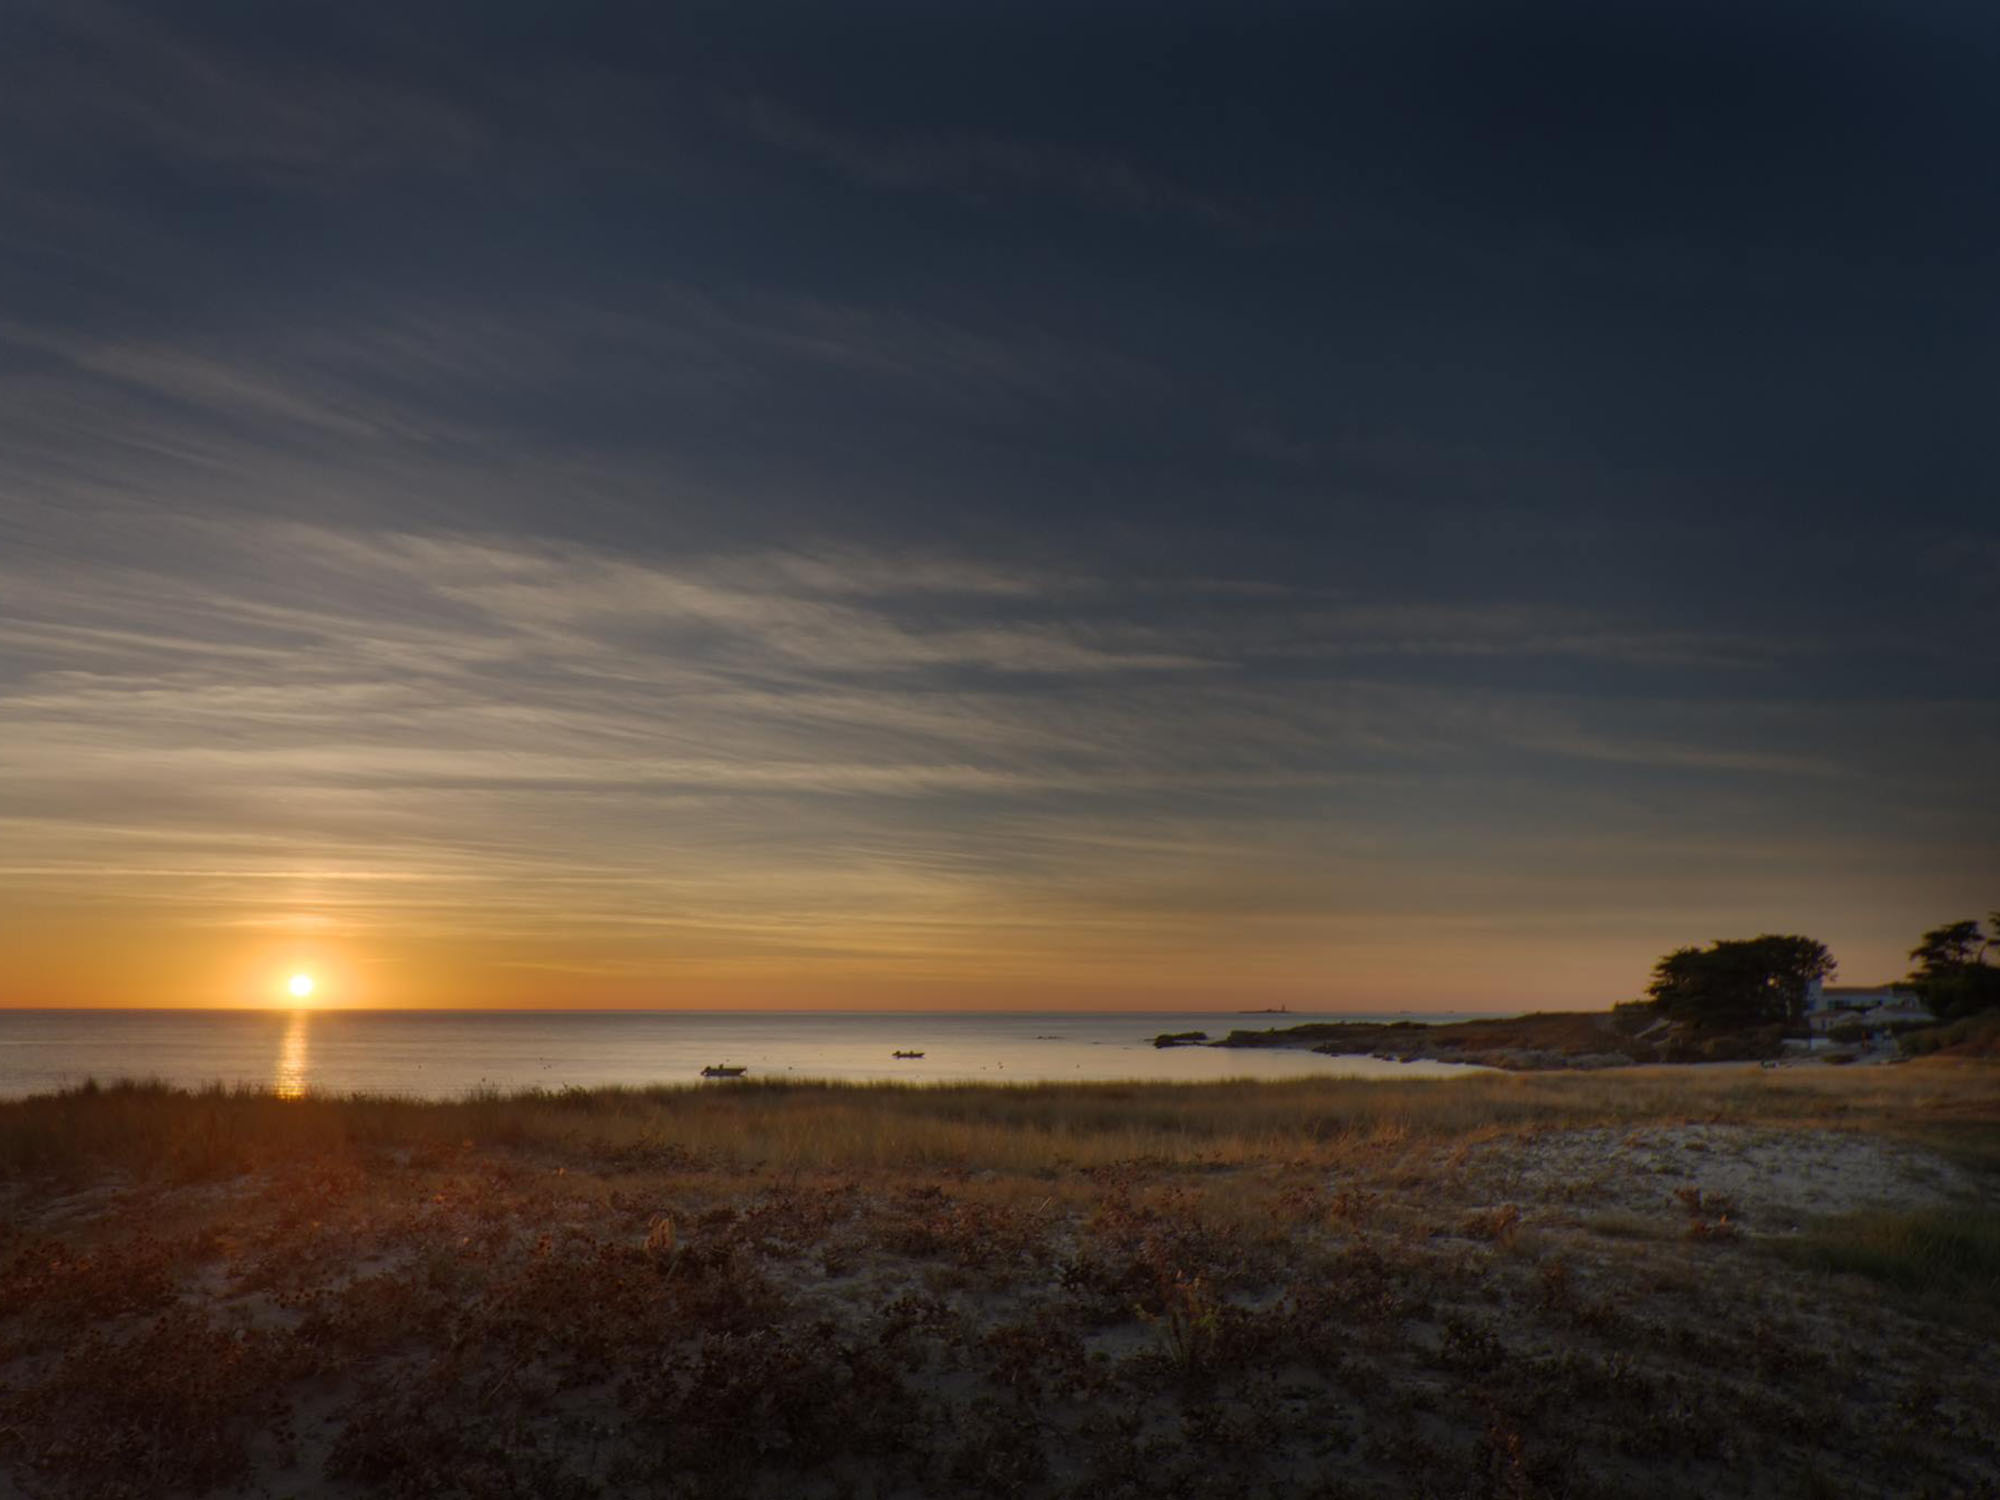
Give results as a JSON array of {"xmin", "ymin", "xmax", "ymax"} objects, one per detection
[{"xmin": 1, "ymin": 0, "xmax": 1993, "ymax": 1007}]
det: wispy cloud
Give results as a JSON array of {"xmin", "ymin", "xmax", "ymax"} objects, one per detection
[
  {"xmin": 9, "ymin": 507, "xmax": 1979, "ymax": 1004},
  {"xmin": 730, "ymin": 94, "xmax": 1250, "ymax": 229},
  {"xmin": 0, "ymin": 1, "xmax": 491, "ymax": 181}
]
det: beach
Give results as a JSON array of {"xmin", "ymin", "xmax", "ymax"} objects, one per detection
[{"xmin": 2, "ymin": 1063, "xmax": 1996, "ymax": 1498}]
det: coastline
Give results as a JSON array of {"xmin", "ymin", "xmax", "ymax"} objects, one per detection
[
  {"xmin": 0, "ymin": 1009, "xmax": 1498, "ymax": 1100},
  {"xmin": 1205, "ymin": 1009, "xmax": 1902, "ymax": 1071}
]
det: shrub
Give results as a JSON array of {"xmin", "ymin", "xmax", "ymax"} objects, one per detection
[
  {"xmin": 0, "ymin": 1309, "xmax": 286, "ymax": 1497},
  {"xmin": 1900, "ymin": 1011, "xmax": 2000, "ymax": 1058},
  {"xmin": 1459, "ymin": 1204, "xmax": 1523, "ymax": 1243},
  {"xmin": 1609, "ymin": 1000, "xmax": 1657, "ymax": 1037}
]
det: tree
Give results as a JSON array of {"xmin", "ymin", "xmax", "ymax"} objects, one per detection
[
  {"xmin": 1645, "ymin": 934, "xmax": 1835, "ymax": 1031},
  {"xmin": 1912, "ymin": 920, "xmax": 1986, "ymax": 970},
  {"xmin": 1907, "ymin": 913, "xmax": 2000, "ymax": 1021}
]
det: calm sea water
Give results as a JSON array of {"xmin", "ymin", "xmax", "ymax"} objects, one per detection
[{"xmin": 0, "ymin": 1010, "xmax": 1492, "ymax": 1099}]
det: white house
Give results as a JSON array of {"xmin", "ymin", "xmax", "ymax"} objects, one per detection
[{"xmin": 1803, "ymin": 980, "xmax": 1932, "ymax": 1035}]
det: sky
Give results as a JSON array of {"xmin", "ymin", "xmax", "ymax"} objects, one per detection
[{"xmin": 1, "ymin": 0, "xmax": 1995, "ymax": 1011}]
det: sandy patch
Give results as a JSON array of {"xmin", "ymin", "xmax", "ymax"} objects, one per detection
[{"xmin": 1455, "ymin": 1123, "xmax": 1984, "ymax": 1234}]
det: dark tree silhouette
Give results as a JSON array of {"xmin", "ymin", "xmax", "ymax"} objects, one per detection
[
  {"xmin": 1907, "ymin": 914, "xmax": 2000, "ymax": 1021},
  {"xmin": 1645, "ymin": 934, "xmax": 1835, "ymax": 1030}
]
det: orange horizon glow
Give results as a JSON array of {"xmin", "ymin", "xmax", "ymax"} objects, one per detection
[{"xmin": 0, "ymin": 928, "xmax": 1920, "ymax": 1024}]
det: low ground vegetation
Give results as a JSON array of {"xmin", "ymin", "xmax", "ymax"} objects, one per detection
[
  {"xmin": 1, "ymin": 1066, "xmax": 1996, "ymax": 1498},
  {"xmin": 1902, "ymin": 1010, "xmax": 2000, "ymax": 1060}
]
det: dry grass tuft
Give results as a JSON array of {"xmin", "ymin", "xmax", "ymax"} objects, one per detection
[{"xmin": 1774, "ymin": 1205, "xmax": 2000, "ymax": 1301}]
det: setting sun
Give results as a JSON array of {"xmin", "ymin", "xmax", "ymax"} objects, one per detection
[{"xmin": 287, "ymin": 973, "xmax": 315, "ymax": 1001}]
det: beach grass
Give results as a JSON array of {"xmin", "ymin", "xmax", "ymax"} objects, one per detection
[
  {"xmin": 2, "ymin": 1062, "xmax": 1997, "ymax": 1498},
  {"xmin": 1774, "ymin": 1204, "xmax": 2000, "ymax": 1299},
  {"xmin": 6, "ymin": 1062, "xmax": 1996, "ymax": 1181}
]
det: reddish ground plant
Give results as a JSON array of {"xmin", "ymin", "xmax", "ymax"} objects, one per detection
[{"xmin": 0, "ymin": 1068, "xmax": 1995, "ymax": 1498}]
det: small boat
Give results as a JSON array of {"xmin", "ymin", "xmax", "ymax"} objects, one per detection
[
  {"xmin": 700, "ymin": 1065, "xmax": 747, "ymax": 1079},
  {"xmin": 891, "ymin": 1050, "xmax": 925, "ymax": 1059}
]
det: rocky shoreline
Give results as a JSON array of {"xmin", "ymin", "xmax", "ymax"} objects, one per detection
[
  {"xmin": 1162, "ymin": 1005, "xmax": 1967, "ymax": 1073},
  {"xmin": 1197, "ymin": 1011, "xmax": 1679, "ymax": 1071}
]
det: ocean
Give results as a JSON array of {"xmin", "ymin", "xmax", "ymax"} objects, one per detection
[{"xmin": 0, "ymin": 1009, "xmax": 1492, "ymax": 1099}]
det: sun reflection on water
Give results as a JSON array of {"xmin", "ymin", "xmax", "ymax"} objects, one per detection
[{"xmin": 275, "ymin": 1008, "xmax": 310, "ymax": 1099}]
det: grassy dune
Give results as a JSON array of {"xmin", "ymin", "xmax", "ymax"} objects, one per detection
[
  {"xmin": 1, "ymin": 1065, "xmax": 1997, "ymax": 1498},
  {"xmin": 7, "ymin": 1062, "xmax": 1995, "ymax": 1178}
]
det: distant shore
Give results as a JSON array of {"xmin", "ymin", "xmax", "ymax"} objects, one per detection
[
  {"xmin": 1206, "ymin": 1010, "xmax": 1665, "ymax": 1070},
  {"xmin": 1208, "ymin": 1009, "xmax": 1826, "ymax": 1070}
]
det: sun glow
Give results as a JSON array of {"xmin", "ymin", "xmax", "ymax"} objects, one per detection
[{"xmin": 287, "ymin": 972, "xmax": 315, "ymax": 1001}]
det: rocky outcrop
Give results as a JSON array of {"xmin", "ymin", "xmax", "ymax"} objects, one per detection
[{"xmin": 1213, "ymin": 1010, "xmax": 1789, "ymax": 1070}]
